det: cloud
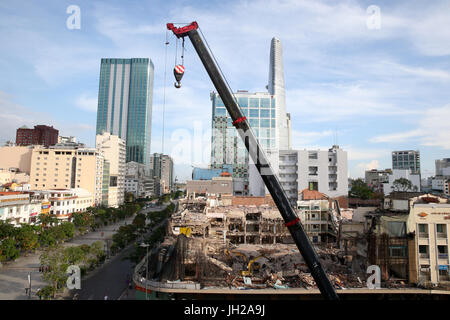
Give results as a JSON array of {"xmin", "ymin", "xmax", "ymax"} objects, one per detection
[
  {"xmin": 0, "ymin": 91, "xmax": 54, "ymax": 143},
  {"xmin": 357, "ymin": 160, "xmax": 379, "ymax": 171},
  {"xmin": 354, "ymin": 159, "xmax": 380, "ymax": 178},
  {"xmin": 343, "ymin": 146, "xmax": 389, "ymax": 161},
  {"xmin": 291, "ymin": 129, "xmax": 333, "ymax": 148},
  {"xmin": 370, "ymin": 104, "xmax": 450, "ymax": 149},
  {"xmin": 75, "ymin": 94, "xmax": 98, "ymax": 112},
  {"xmin": 369, "ymin": 129, "xmax": 423, "ymax": 143}
]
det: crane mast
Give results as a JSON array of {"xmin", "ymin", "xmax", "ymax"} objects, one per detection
[{"xmin": 167, "ymin": 21, "xmax": 339, "ymax": 300}]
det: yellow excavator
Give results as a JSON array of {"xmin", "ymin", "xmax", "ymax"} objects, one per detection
[
  {"xmin": 240, "ymin": 255, "xmax": 267, "ymax": 276},
  {"xmin": 224, "ymin": 249, "xmax": 247, "ymax": 264}
]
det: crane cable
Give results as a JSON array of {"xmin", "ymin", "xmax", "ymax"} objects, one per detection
[{"xmin": 162, "ymin": 30, "xmax": 169, "ymax": 154}]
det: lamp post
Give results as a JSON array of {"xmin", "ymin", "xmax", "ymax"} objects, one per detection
[{"xmin": 140, "ymin": 243, "xmax": 150, "ymax": 300}]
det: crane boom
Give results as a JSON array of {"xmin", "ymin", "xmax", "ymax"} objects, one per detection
[{"xmin": 167, "ymin": 21, "xmax": 339, "ymax": 300}]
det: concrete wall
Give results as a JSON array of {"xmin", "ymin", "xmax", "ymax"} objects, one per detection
[{"xmin": 0, "ymin": 146, "xmax": 33, "ymax": 173}]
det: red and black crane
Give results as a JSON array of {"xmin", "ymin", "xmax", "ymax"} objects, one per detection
[{"xmin": 167, "ymin": 21, "xmax": 339, "ymax": 300}]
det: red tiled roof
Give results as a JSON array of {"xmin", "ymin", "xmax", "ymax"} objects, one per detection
[{"xmin": 0, "ymin": 191, "xmax": 23, "ymax": 195}]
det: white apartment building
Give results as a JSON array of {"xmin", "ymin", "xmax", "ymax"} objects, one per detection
[
  {"xmin": 278, "ymin": 145, "xmax": 348, "ymax": 205},
  {"xmin": 297, "ymin": 191, "xmax": 336, "ymax": 244},
  {"xmin": 0, "ymin": 192, "xmax": 39, "ymax": 225},
  {"xmin": 407, "ymin": 194, "xmax": 450, "ymax": 284},
  {"xmin": 125, "ymin": 161, "xmax": 156, "ymax": 198},
  {"xmin": 149, "ymin": 153, "xmax": 174, "ymax": 194},
  {"xmin": 47, "ymin": 188, "xmax": 93, "ymax": 221},
  {"xmin": 432, "ymin": 177, "xmax": 446, "ymax": 192},
  {"xmin": 96, "ymin": 132, "xmax": 126, "ymax": 207},
  {"xmin": 382, "ymin": 169, "xmax": 421, "ymax": 196}
]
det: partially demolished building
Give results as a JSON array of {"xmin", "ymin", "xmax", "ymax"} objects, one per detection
[{"xmin": 134, "ymin": 192, "xmax": 450, "ymax": 299}]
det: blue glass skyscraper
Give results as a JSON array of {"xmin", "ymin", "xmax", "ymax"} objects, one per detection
[{"xmin": 96, "ymin": 58, "xmax": 154, "ymax": 167}]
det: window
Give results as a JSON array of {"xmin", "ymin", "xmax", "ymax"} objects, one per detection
[
  {"xmin": 260, "ymin": 109, "xmax": 270, "ymax": 118},
  {"xmin": 238, "ymin": 97, "xmax": 248, "ymax": 108},
  {"xmin": 249, "ymin": 119, "xmax": 258, "ymax": 127},
  {"xmin": 249, "ymin": 109, "xmax": 259, "ymax": 117},
  {"xmin": 215, "ymin": 108, "xmax": 226, "ymax": 116},
  {"xmin": 260, "ymin": 98, "xmax": 270, "ymax": 108},
  {"xmin": 419, "ymin": 245, "xmax": 428, "ymax": 255},
  {"xmin": 389, "ymin": 246, "xmax": 407, "ymax": 257},
  {"xmin": 309, "ymin": 152, "xmax": 318, "ymax": 160},
  {"xmin": 249, "ymin": 98, "xmax": 259, "ymax": 108},
  {"xmin": 437, "ymin": 224, "xmax": 446, "ymax": 233},
  {"xmin": 260, "ymin": 119, "xmax": 270, "ymax": 128}
]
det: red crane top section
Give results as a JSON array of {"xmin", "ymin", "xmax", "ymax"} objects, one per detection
[{"xmin": 167, "ymin": 22, "xmax": 198, "ymax": 38}]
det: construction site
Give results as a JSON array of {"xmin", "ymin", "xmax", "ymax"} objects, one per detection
[{"xmin": 138, "ymin": 196, "xmax": 406, "ymax": 293}]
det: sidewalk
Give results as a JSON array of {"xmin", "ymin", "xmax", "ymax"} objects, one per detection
[{"xmin": 0, "ymin": 213, "xmax": 137, "ymax": 300}]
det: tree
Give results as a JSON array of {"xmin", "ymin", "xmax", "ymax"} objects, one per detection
[
  {"xmin": 37, "ymin": 214, "xmax": 59, "ymax": 231},
  {"xmin": 39, "ymin": 228, "xmax": 57, "ymax": 247},
  {"xmin": 132, "ymin": 213, "xmax": 146, "ymax": 232},
  {"xmin": 0, "ymin": 221, "xmax": 17, "ymax": 240},
  {"xmin": 59, "ymin": 222, "xmax": 75, "ymax": 239},
  {"xmin": 64, "ymin": 246, "xmax": 87, "ymax": 266},
  {"xmin": 72, "ymin": 211, "xmax": 93, "ymax": 229},
  {"xmin": 16, "ymin": 224, "xmax": 40, "ymax": 252},
  {"xmin": 392, "ymin": 178, "xmax": 413, "ymax": 192},
  {"xmin": 349, "ymin": 178, "xmax": 374, "ymax": 200},
  {"xmin": 40, "ymin": 246, "xmax": 69, "ymax": 298},
  {"xmin": 0, "ymin": 238, "xmax": 20, "ymax": 261}
]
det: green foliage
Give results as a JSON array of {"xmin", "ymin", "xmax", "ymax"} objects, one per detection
[
  {"xmin": 59, "ymin": 222, "xmax": 75, "ymax": 239},
  {"xmin": 132, "ymin": 213, "xmax": 146, "ymax": 231},
  {"xmin": 16, "ymin": 225, "xmax": 40, "ymax": 252},
  {"xmin": 349, "ymin": 178, "xmax": 375, "ymax": 200},
  {"xmin": 89, "ymin": 241, "xmax": 104, "ymax": 259},
  {"xmin": 40, "ymin": 245, "xmax": 69, "ymax": 297},
  {"xmin": 72, "ymin": 211, "xmax": 94, "ymax": 229},
  {"xmin": 39, "ymin": 228, "xmax": 57, "ymax": 247},
  {"xmin": 37, "ymin": 214, "xmax": 58, "ymax": 228},
  {"xmin": 36, "ymin": 286, "xmax": 56, "ymax": 300},
  {"xmin": 0, "ymin": 221, "xmax": 17, "ymax": 240},
  {"xmin": 392, "ymin": 178, "xmax": 413, "ymax": 192},
  {"xmin": 0, "ymin": 237, "xmax": 20, "ymax": 261},
  {"xmin": 64, "ymin": 246, "xmax": 87, "ymax": 265}
]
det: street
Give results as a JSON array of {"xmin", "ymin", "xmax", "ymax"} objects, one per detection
[{"xmin": 0, "ymin": 203, "xmax": 164, "ymax": 300}]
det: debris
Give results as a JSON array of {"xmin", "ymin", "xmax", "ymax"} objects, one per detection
[{"xmin": 274, "ymin": 279, "xmax": 289, "ymax": 289}]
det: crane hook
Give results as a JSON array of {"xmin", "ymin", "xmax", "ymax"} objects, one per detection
[{"xmin": 173, "ymin": 64, "xmax": 184, "ymax": 89}]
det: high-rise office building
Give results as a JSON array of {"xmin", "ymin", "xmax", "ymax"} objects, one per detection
[
  {"xmin": 210, "ymin": 38, "xmax": 291, "ymax": 196},
  {"xmin": 149, "ymin": 153, "xmax": 174, "ymax": 194},
  {"xmin": 392, "ymin": 150, "xmax": 420, "ymax": 175},
  {"xmin": 96, "ymin": 58, "xmax": 154, "ymax": 167}
]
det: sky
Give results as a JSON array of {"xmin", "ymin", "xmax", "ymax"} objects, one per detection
[{"xmin": 0, "ymin": 0, "xmax": 449, "ymax": 182}]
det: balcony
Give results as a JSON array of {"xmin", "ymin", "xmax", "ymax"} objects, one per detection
[
  {"xmin": 438, "ymin": 253, "xmax": 448, "ymax": 260},
  {"xmin": 419, "ymin": 272, "xmax": 431, "ymax": 282},
  {"xmin": 437, "ymin": 233, "xmax": 447, "ymax": 239},
  {"xmin": 419, "ymin": 253, "xmax": 429, "ymax": 259},
  {"xmin": 419, "ymin": 232, "xmax": 429, "ymax": 239},
  {"xmin": 439, "ymin": 275, "xmax": 450, "ymax": 282}
]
